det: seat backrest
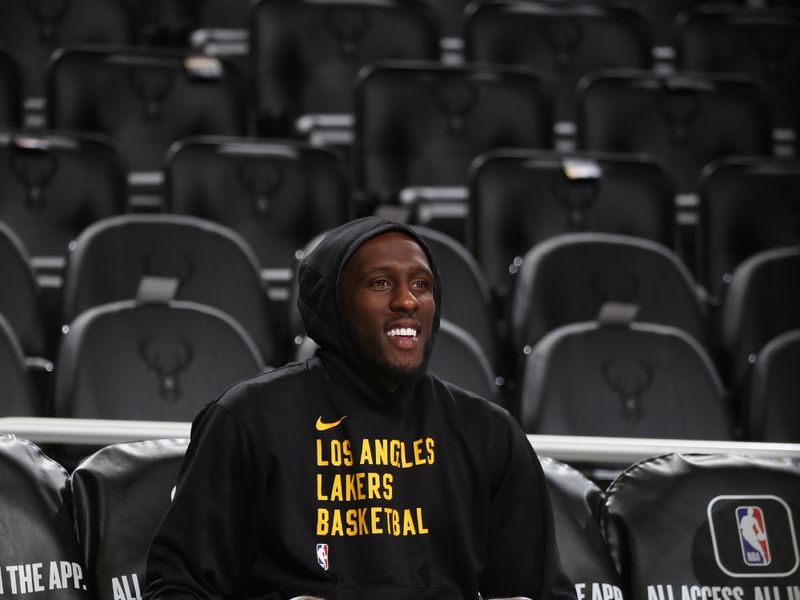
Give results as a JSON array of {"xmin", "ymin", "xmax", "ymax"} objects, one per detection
[
  {"xmin": 0, "ymin": 433, "xmax": 91, "ymax": 600},
  {"xmin": 676, "ymin": 6, "xmax": 800, "ymax": 128},
  {"xmin": 518, "ymin": 319, "xmax": 731, "ymax": 438},
  {"xmin": 47, "ymin": 47, "xmax": 246, "ymax": 173},
  {"xmin": 698, "ymin": 157, "xmax": 800, "ymax": 301},
  {"xmin": 539, "ymin": 456, "xmax": 624, "ymax": 599},
  {"xmin": 509, "ymin": 233, "xmax": 709, "ymax": 355},
  {"xmin": 465, "ymin": 1, "xmax": 652, "ymax": 124},
  {"xmin": 61, "ymin": 214, "xmax": 279, "ymax": 365},
  {"xmin": 0, "ymin": 43, "xmax": 22, "ymax": 127},
  {"xmin": 140, "ymin": 0, "xmax": 251, "ymax": 45},
  {"xmin": 0, "ymin": 220, "xmax": 48, "ymax": 357},
  {"xmin": 577, "ymin": 69, "xmax": 772, "ymax": 194},
  {"xmin": 250, "ymin": 0, "xmax": 439, "ymax": 136},
  {"xmin": 720, "ymin": 246, "xmax": 800, "ymax": 392},
  {"xmin": 72, "ymin": 438, "xmax": 189, "ymax": 600},
  {"xmin": 165, "ymin": 136, "xmax": 351, "ymax": 271},
  {"xmin": 0, "ymin": 0, "xmax": 136, "ymax": 99},
  {"xmin": 53, "ymin": 299, "xmax": 264, "ymax": 421},
  {"xmin": 413, "ymin": 226, "xmax": 500, "ymax": 368},
  {"xmin": 354, "ymin": 60, "xmax": 552, "ymax": 204},
  {"xmin": 0, "ymin": 313, "xmax": 40, "ymax": 416},
  {"xmin": 0, "ymin": 131, "xmax": 127, "ymax": 259},
  {"xmin": 747, "ymin": 328, "xmax": 800, "ymax": 442},
  {"xmin": 468, "ymin": 149, "xmax": 676, "ymax": 294},
  {"xmin": 602, "ymin": 453, "xmax": 800, "ymax": 600},
  {"xmin": 624, "ymin": 0, "xmax": 735, "ymax": 47}
]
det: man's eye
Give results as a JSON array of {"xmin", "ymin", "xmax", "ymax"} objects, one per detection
[
  {"xmin": 371, "ymin": 279, "xmax": 389, "ymax": 288},
  {"xmin": 412, "ymin": 280, "xmax": 430, "ymax": 289}
]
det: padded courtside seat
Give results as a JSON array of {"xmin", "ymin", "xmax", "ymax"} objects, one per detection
[
  {"xmin": 0, "ymin": 433, "xmax": 92, "ymax": 600},
  {"xmin": 72, "ymin": 439, "xmax": 189, "ymax": 600},
  {"xmin": 61, "ymin": 215, "xmax": 280, "ymax": 365},
  {"xmin": 0, "ymin": 131, "xmax": 127, "ymax": 261},
  {"xmin": 47, "ymin": 46, "xmax": 246, "ymax": 174},
  {"xmin": 518, "ymin": 311, "xmax": 732, "ymax": 439},
  {"xmin": 0, "ymin": 314, "xmax": 40, "ymax": 416},
  {"xmin": 468, "ymin": 150, "xmax": 676, "ymax": 295},
  {"xmin": 747, "ymin": 329, "xmax": 800, "ymax": 442},
  {"xmin": 698, "ymin": 157, "xmax": 800, "ymax": 301},
  {"xmin": 0, "ymin": 43, "xmax": 22, "ymax": 127},
  {"xmin": 509, "ymin": 233, "xmax": 709, "ymax": 355},
  {"xmin": 603, "ymin": 453, "xmax": 800, "ymax": 600},
  {"xmin": 540, "ymin": 457, "xmax": 624, "ymax": 599},
  {"xmin": 164, "ymin": 136, "xmax": 351, "ymax": 274}
]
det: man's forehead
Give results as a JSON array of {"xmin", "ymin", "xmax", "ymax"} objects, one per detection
[{"xmin": 346, "ymin": 231, "xmax": 431, "ymax": 271}]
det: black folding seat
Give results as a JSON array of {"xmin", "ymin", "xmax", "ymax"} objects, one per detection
[
  {"xmin": 0, "ymin": 44, "xmax": 22, "ymax": 127},
  {"xmin": 0, "ymin": 131, "xmax": 126, "ymax": 262},
  {"xmin": 676, "ymin": 6, "xmax": 800, "ymax": 129},
  {"xmin": 0, "ymin": 0, "xmax": 136, "ymax": 102},
  {"xmin": 465, "ymin": 1, "xmax": 652, "ymax": 125},
  {"xmin": 47, "ymin": 47, "xmax": 246, "ymax": 175},
  {"xmin": 539, "ymin": 456, "xmax": 624, "ymax": 598},
  {"xmin": 164, "ymin": 136, "xmax": 352, "ymax": 276},
  {"xmin": 61, "ymin": 215, "xmax": 280, "ymax": 366},
  {"xmin": 602, "ymin": 453, "xmax": 800, "ymax": 600},
  {"xmin": 747, "ymin": 329, "xmax": 800, "ymax": 443},
  {"xmin": 250, "ymin": 0, "xmax": 440, "ymax": 138},
  {"xmin": 72, "ymin": 439, "xmax": 188, "ymax": 600},
  {"xmin": 0, "ymin": 315, "xmax": 40, "ymax": 416},
  {"xmin": 0, "ymin": 221, "xmax": 49, "ymax": 358},
  {"xmin": 517, "ymin": 306, "xmax": 731, "ymax": 438},
  {"xmin": 509, "ymin": 233, "xmax": 709, "ymax": 356},
  {"xmin": 0, "ymin": 433, "xmax": 91, "ymax": 600},
  {"xmin": 413, "ymin": 226, "xmax": 501, "ymax": 370},
  {"xmin": 354, "ymin": 61, "xmax": 552, "ymax": 232},
  {"xmin": 468, "ymin": 149, "xmax": 675, "ymax": 294},
  {"xmin": 139, "ymin": 0, "xmax": 251, "ymax": 46},
  {"xmin": 53, "ymin": 297, "xmax": 264, "ymax": 422},
  {"xmin": 698, "ymin": 157, "xmax": 800, "ymax": 302},
  {"xmin": 719, "ymin": 247, "xmax": 800, "ymax": 394},
  {"xmin": 577, "ymin": 70, "xmax": 772, "ymax": 195}
]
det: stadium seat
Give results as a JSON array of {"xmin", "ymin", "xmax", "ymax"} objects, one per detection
[
  {"xmin": 0, "ymin": 0, "xmax": 136, "ymax": 101},
  {"xmin": 468, "ymin": 149, "xmax": 676, "ymax": 294},
  {"xmin": 353, "ymin": 60, "xmax": 552, "ymax": 231},
  {"xmin": 517, "ymin": 306, "xmax": 732, "ymax": 439},
  {"xmin": 508, "ymin": 233, "xmax": 710, "ymax": 356},
  {"xmin": 250, "ymin": 0, "xmax": 439, "ymax": 138},
  {"xmin": 61, "ymin": 214, "xmax": 281, "ymax": 366},
  {"xmin": 0, "ymin": 131, "xmax": 127, "ymax": 261},
  {"xmin": 47, "ymin": 46, "xmax": 246, "ymax": 175},
  {"xmin": 0, "ymin": 433, "xmax": 91, "ymax": 600},
  {"xmin": 72, "ymin": 438, "xmax": 189, "ymax": 600},
  {"xmin": 0, "ymin": 221, "xmax": 49, "ymax": 358},
  {"xmin": 0, "ymin": 314, "xmax": 40, "ymax": 416},
  {"xmin": 719, "ymin": 247, "xmax": 800, "ymax": 393},
  {"xmin": 53, "ymin": 297, "xmax": 264, "ymax": 422},
  {"xmin": 619, "ymin": 0, "xmax": 736, "ymax": 48},
  {"xmin": 465, "ymin": 1, "xmax": 652, "ymax": 125},
  {"xmin": 676, "ymin": 6, "xmax": 800, "ymax": 129},
  {"xmin": 140, "ymin": 0, "xmax": 250, "ymax": 46},
  {"xmin": 0, "ymin": 43, "xmax": 22, "ymax": 127},
  {"xmin": 698, "ymin": 157, "xmax": 800, "ymax": 302},
  {"xmin": 164, "ymin": 136, "xmax": 352, "ymax": 275},
  {"xmin": 603, "ymin": 453, "xmax": 800, "ymax": 600},
  {"xmin": 747, "ymin": 329, "xmax": 800, "ymax": 443},
  {"xmin": 577, "ymin": 70, "xmax": 772, "ymax": 195},
  {"xmin": 539, "ymin": 456, "xmax": 624, "ymax": 597}
]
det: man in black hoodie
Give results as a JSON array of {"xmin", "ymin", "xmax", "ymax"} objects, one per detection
[{"xmin": 144, "ymin": 216, "xmax": 574, "ymax": 600}]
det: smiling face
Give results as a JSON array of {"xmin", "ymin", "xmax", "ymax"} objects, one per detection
[{"xmin": 340, "ymin": 232, "xmax": 436, "ymax": 391}]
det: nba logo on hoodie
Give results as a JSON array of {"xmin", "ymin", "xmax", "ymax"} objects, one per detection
[
  {"xmin": 316, "ymin": 543, "xmax": 329, "ymax": 570},
  {"xmin": 736, "ymin": 506, "xmax": 770, "ymax": 566}
]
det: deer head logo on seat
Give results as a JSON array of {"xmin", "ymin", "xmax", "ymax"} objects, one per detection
[
  {"xmin": 324, "ymin": 7, "xmax": 369, "ymax": 59},
  {"xmin": 542, "ymin": 18, "xmax": 583, "ymax": 70},
  {"xmin": 433, "ymin": 81, "xmax": 477, "ymax": 136},
  {"xmin": 552, "ymin": 173, "xmax": 598, "ymax": 229},
  {"xmin": 238, "ymin": 160, "xmax": 286, "ymax": 217},
  {"xmin": 9, "ymin": 145, "xmax": 58, "ymax": 211},
  {"xmin": 138, "ymin": 336, "xmax": 194, "ymax": 402},
  {"xmin": 656, "ymin": 86, "xmax": 701, "ymax": 144},
  {"xmin": 128, "ymin": 65, "xmax": 175, "ymax": 121},
  {"xmin": 600, "ymin": 359, "xmax": 654, "ymax": 421},
  {"xmin": 26, "ymin": 0, "xmax": 69, "ymax": 42}
]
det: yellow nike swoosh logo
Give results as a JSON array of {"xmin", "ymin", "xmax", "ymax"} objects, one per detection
[{"xmin": 316, "ymin": 415, "xmax": 347, "ymax": 431}]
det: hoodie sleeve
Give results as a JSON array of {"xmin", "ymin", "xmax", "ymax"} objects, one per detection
[
  {"xmin": 144, "ymin": 402, "xmax": 268, "ymax": 600},
  {"xmin": 480, "ymin": 415, "xmax": 576, "ymax": 600}
]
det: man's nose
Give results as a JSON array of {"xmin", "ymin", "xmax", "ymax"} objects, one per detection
[{"xmin": 390, "ymin": 284, "xmax": 420, "ymax": 312}]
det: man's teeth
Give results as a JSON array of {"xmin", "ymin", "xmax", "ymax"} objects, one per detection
[{"xmin": 387, "ymin": 328, "xmax": 418, "ymax": 338}]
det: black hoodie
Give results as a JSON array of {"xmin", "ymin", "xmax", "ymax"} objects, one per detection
[{"xmin": 144, "ymin": 217, "xmax": 574, "ymax": 600}]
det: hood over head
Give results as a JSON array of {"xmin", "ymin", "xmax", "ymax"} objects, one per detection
[{"xmin": 297, "ymin": 216, "xmax": 442, "ymax": 398}]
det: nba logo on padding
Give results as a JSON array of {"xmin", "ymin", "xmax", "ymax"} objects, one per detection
[
  {"xmin": 316, "ymin": 543, "xmax": 329, "ymax": 571},
  {"xmin": 708, "ymin": 495, "xmax": 799, "ymax": 577},
  {"xmin": 736, "ymin": 506, "xmax": 770, "ymax": 566}
]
